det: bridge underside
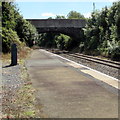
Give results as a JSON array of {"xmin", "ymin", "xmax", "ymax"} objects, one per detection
[
  {"xmin": 37, "ymin": 27, "xmax": 83, "ymax": 39},
  {"xmin": 27, "ymin": 19, "xmax": 86, "ymax": 39}
]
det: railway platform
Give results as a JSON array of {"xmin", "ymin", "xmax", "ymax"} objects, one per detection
[{"xmin": 26, "ymin": 49, "xmax": 119, "ymax": 118}]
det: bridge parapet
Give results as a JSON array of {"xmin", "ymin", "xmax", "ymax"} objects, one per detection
[{"xmin": 27, "ymin": 19, "xmax": 86, "ymax": 28}]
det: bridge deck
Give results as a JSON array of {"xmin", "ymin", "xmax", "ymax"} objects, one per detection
[
  {"xmin": 26, "ymin": 49, "xmax": 118, "ymax": 118},
  {"xmin": 27, "ymin": 19, "xmax": 86, "ymax": 28}
]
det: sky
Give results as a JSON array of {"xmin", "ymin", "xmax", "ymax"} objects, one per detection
[{"xmin": 15, "ymin": 1, "xmax": 117, "ymax": 19}]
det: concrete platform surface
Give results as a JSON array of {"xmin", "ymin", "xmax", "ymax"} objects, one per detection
[{"xmin": 26, "ymin": 49, "xmax": 118, "ymax": 118}]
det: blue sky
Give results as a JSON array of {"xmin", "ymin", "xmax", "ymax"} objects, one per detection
[{"xmin": 16, "ymin": 2, "xmax": 114, "ymax": 19}]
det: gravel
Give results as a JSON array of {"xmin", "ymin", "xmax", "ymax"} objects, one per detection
[
  {"xmin": 60, "ymin": 54, "xmax": 119, "ymax": 80},
  {"xmin": 2, "ymin": 62, "xmax": 24, "ymax": 117},
  {"xmin": 2, "ymin": 63, "xmax": 24, "ymax": 90}
]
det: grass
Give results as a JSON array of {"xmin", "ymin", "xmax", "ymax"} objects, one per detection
[
  {"xmin": 2, "ymin": 46, "xmax": 43, "ymax": 118},
  {"xmin": 2, "ymin": 46, "xmax": 31, "ymax": 64},
  {"xmin": 2, "ymin": 61, "xmax": 37, "ymax": 118}
]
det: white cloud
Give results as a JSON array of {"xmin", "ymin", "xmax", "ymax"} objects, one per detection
[
  {"xmin": 83, "ymin": 13, "xmax": 91, "ymax": 18},
  {"xmin": 41, "ymin": 12, "xmax": 56, "ymax": 17}
]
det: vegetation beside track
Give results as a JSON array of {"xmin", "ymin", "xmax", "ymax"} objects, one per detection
[{"xmin": 38, "ymin": 2, "xmax": 120, "ymax": 61}]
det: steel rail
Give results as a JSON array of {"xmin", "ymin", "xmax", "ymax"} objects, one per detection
[{"xmin": 67, "ymin": 53, "xmax": 120, "ymax": 69}]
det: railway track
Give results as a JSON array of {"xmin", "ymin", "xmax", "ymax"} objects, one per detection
[
  {"xmin": 67, "ymin": 53, "xmax": 120, "ymax": 69},
  {"xmin": 47, "ymin": 49, "xmax": 120, "ymax": 69},
  {"xmin": 47, "ymin": 49, "xmax": 119, "ymax": 79}
]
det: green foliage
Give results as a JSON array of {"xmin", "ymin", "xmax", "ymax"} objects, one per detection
[
  {"xmin": 55, "ymin": 34, "xmax": 71, "ymax": 50},
  {"xmin": 2, "ymin": 2, "xmax": 38, "ymax": 53},
  {"xmin": 48, "ymin": 17, "xmax": 53, "ymax": 19},
  {"xmin": 67, "ymin": 11, "xmax": 85, "ymax": 19},
  {"xmin": 56, "ymin": 15, "xmax": 66, "ymax": 19},
  {"xmin": 1, "ymin": 27, "xmax": 22, "ymax": 53},
  {"xmin": 2, "ymin": 2, "xmax": 17, "ymax": 30},
  {"xmin": 38, "ymin": 33, "xmax": 57, "ymax": 48},
  {"xmin": 15, "ymin": 18, "xmax": 38, "ymax": 47},
  {"xmin": 38, "ymin": 32, "xmax": 72, "ymax": 50},
  {"xmin": 83, "ymin": 1, "xmax": 120, "ymax": 61}
]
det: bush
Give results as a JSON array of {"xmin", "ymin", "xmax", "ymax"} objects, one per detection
[
  {"xmin": 16, "ymin": 19, "xmax": 38, "ymax": 47},
  {"xmin": 109, "ymin": 46, "xmax": 120, "ymax": 61},
  {"xmin": 82, "ymin": 1, "xmax": 120, "ymax": 61},
  {"xmin": 1, "ymin": 27, "xmax": 22, "ymax": 53},
  {"xmin": 55, "ymin": 34, "xmax": 71, "ymax": 50}
]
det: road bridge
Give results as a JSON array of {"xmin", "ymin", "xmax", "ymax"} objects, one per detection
[{"xmin": 27, "ymin": 19, "xmax": 86, "ymax": 39}]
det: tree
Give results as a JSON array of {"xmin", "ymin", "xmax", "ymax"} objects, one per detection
[
  {"xmin": 56, "ymin": 15, "xmax": 66, "ymax": 19},
  {"xmin": 83, "ymin": 1, "xmax": 120, "ymax": 60},
  {"xmin": 48, "ymin": 17, "xmax": 53, "ymax": 19},
  {"xmin": 67, "ymin": 11, "xmax": 85, "ymax": 19},
  {"xmin": 2, "ymin": 2, "xmax": 38, "ymax": 53},
  {"xmin": 1, "ymin": 27, "xmax": 22, "ymax": 53},
  {"xmin": 2, "ymin": 2, "xmax": 17, "ymax": 30},
  {"xmin": 15, "ymin": 18, "xmax": 38, "ymax": 47}
]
